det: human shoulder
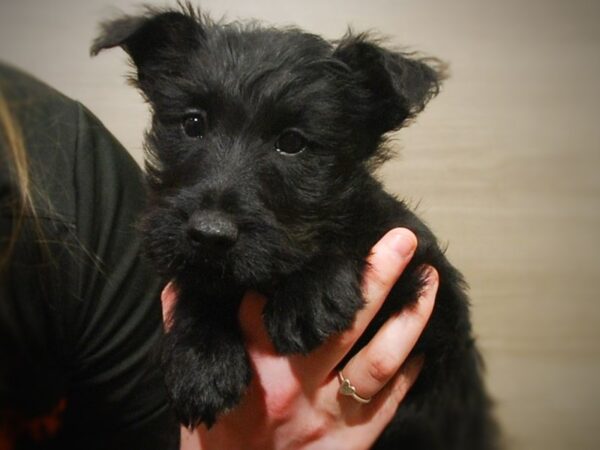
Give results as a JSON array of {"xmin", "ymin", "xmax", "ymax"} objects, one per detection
[{"xmin": 0, "ymin": 62, "xmax": 144, "ymax": 222}]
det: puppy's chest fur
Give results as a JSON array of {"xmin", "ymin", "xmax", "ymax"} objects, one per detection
[{"xmin": 93, "ymin": 5, "xmax": 498, "ymax": 449}]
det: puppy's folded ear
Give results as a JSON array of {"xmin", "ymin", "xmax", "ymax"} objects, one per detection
[
  {"xmin": 333, "ymin": 33, "xmax": 446, "ymax": 135},
  {"xmin": 91, "ymin": 10, "xmax": 202, "ymax": 84}
]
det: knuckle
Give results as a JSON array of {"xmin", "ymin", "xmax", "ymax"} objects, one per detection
[
  {"xmin": 300, "ymin": 414, "xmax": 328, "ymax": 445},
  {"xmin": 412, "ymin": 302, "xmax": 431, "ymax": 325},
  {"xmin": 264, "ymin": 381, "xmax": 302, "ymax": 421},
  {"xmin": 389, "ymin": 378, "xmax": 414, "ymax": 411},
  {"xmin": 380, "ymin": 392, "xmax": 403, "ymax": 422},
  {"xmin": 335, "ymin": 327, "xmax": 359, "ymax": 350},
  {"xmin": 363, "ymin": 264, "xmax": 389, "ymax": 294},
  {"xmin": 367, "ymin": 351, "xmax": 399, "ymax": 384},
  {"xmin": 392, "ymin": 375, "xmax": 412, "ymax": 404},
  {"xmin": 414, "ymin": 291, "xmax": 436, "ymax": 323}
]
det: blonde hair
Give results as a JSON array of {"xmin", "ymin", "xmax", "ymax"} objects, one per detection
[{"xmin": 0, "ymin": 88, "xmax": 45, "ymax": 269}]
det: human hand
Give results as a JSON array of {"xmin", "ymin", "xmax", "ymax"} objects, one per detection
[{"xmin": 162, "ymin": 228, "xmax": 438, "ymax": 450}]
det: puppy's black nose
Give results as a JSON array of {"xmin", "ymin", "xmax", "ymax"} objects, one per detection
[{"xmin": 186, "ymin": 211, "xmax": 238, "ymax": 250}]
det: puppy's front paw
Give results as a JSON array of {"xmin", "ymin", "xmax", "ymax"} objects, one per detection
[
  {"xmin": 265, "ymin": 263, "xmax": 363, "ymax": 354},
  {"xmin": 162, "ymin": 340, "xmax": 251, "ymax": 427}
]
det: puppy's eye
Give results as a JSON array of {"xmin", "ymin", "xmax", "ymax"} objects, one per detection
[
  {"xmin": 275, "ymin": 130, "xmax": 308, "ymax": 155},
  {"xmin": 182, "ymin": 114, "xmax": 205, "ymax": 138}
]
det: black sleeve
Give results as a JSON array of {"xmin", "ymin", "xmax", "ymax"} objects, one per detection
[
  {"xmin": 0, "ymin": 64, "xmax": 179, "ymax": 449},
  {"xmin": 60, "ymin": 103, "xmax": 178, "ymax": 449}
]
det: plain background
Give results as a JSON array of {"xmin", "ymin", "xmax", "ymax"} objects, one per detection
[{"xmin": 1, "ymin": 0, "xmax": 599, "ymax": 448}]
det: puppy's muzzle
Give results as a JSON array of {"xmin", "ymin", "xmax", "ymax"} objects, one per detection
[{"xmin": 186, "ymin": 210, "xmax": 238, "ymax": 252}]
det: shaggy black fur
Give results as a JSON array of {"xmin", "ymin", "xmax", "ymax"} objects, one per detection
[{"xmin": 92, "ymin": 4, "xmax": 498, "ymax": 449}]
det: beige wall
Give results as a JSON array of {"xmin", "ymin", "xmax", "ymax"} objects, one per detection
[{"xmin": 1, "ymin": 0, "xmax": 599, "ymax": 448}]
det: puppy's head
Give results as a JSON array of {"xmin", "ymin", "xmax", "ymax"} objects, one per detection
[{"xmin": 92, "ymin": 5, "xmax": 444, "ymax": 289}]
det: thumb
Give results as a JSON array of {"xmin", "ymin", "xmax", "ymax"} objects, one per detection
[
  {"xmin": 238, "ymin": 291, "xmax": 275, "ymax": 353},
  {"xmin": 161, "ymin": 281, "xmax": 177, "ymax": 331}
]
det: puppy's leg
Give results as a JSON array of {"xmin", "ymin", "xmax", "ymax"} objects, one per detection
[
  {"xmin": 264, "ymin": 258, "xmax": 364, "ymax": 354},
  {"xmin": 160, "ymin": 292, "xmax": 250, "ymax": 428}
]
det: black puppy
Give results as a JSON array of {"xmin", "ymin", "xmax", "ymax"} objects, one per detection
[{"xmin": 92, "ymin": 4, "xmax": 497, "ymax": 449}]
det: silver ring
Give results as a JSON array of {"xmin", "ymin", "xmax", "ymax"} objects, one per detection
[{"xmin": 337, "ymin": 371, "xmax": 372, "ymax": 404}]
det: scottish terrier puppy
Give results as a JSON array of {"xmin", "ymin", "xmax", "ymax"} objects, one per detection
[{"xmin": 92, "ymin": 4, "xmax": 497, "ymax": 449}]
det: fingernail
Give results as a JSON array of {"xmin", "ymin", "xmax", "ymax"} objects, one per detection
[{"xmin": 388, "ymin": 228, "xmax": 417, "ymax": 257}]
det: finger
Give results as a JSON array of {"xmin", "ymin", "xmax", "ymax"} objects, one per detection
[
  {"xmin": 179, "ymin": 426, "xmax": 202, "ymax": 450},
  {"xmin": 309, "ymin": 228, "xmax": 417, "ymax": 374},
  {"xmin": 238, "ymin": 290, "xmax": 274, "ymax": 352},
  {"xmin": 339, "ymin": 267, "xmax": 437, "ymax": 401},
  {"xmin": 361, "ymin": 228, "xmax": 418, "ymax": 309},
  {"xmin": 238, "ymin": 292, "xmax": 305, "ymax": 417},
  {"xmin": 316, "ymin": 356, "xmax": 424, "ymax": 450},
  {"xmin": 362, "ymin": 355, "xmax": 425, "ymax": 426},
  {"xmin": 161, "ymin": 281, "xmax": 177, "ymax": 331}
]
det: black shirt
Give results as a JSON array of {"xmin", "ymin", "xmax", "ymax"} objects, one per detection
[{"xmin": 0, "ymin": 64, "xmax": 178, "ymax": 449}]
